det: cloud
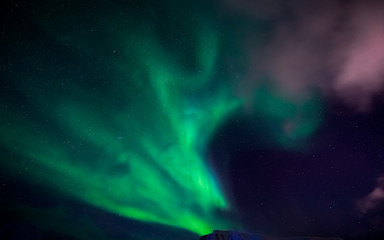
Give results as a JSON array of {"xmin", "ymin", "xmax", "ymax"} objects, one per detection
[
  {"xmin": 356, "ymin": 176, "xmax": 384, "ymax": 214},
  {"xmin": 224, "ymin": 0, "xmax": 384, "ymax": 111},
  {"xmin": 332, "ymin": 2, "xmax": 384, "ymax": 110}
]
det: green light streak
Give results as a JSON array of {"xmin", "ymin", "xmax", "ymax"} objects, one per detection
[
  {"xmin": 0, "ymin": 0, "xmax": 323, "ymax": 236},
  {"xmin": 0, "ymin": 4, "xmax": 239, "ymax": 234}
]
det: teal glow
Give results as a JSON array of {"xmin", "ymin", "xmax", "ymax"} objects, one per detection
[{"xmin": 252, "ymin": 85, "xmax": 322, "ymax": 148}]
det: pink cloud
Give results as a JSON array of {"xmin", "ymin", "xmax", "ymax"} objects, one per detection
[
  {"xmin": 356, "ymin": 176, "xmax": 384, "ymax": 214},
  {"xmin": 333, "ymin": 3, "xmax": 384, "ymax": 110},
  {"xmin": 224, "ymin": 0, "xmax": 384, "ymax": 111}
]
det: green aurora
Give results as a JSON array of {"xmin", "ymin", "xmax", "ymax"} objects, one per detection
[{"xmin": 0, "ymin": 0, "xmax": 322, "ymax": 237}]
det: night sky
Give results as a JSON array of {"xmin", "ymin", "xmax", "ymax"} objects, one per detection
[{"xmin": 1, "ymin": 0, "xmax": 384, "ymax": 240}]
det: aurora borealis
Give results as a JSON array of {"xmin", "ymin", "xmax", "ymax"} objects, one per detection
[
  {"xmin": 1, "ymin": 0, "xmax": 384, "ymax": 240},
  {"xmin": 0, "ymin": 0, "xmax": 239, "ymax": 235}
]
